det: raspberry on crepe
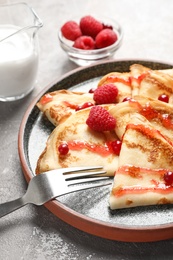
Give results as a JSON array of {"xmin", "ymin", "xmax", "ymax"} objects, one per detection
[
  {"xmin": 93, "ymin": 84, "xmax": 118, "ymax": 104},
  {"xmin": 97, "ymin": 71, "xmax": 132, "ymax": 103},
  {"xmin": 86, "ymin": 106, "xmax": 116, "ymax": 132}
]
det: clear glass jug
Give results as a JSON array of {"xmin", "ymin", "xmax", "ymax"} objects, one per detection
[{"xmin": 0, "ymin": 3, "xmax": 43, "ymax": 101}]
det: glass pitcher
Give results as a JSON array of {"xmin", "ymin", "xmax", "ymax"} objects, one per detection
[{"xmin": 0, "ymin": 2, "xmax": 43, "ymax": 101}]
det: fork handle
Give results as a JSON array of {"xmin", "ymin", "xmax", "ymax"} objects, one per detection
[{"xmin": 0, "ymin": 197, "xmax": 26, "ymax": 218}]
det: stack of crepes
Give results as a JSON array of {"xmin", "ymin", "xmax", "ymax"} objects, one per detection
[{"xmin": 36, "ymin": 64, "xmax": 173, "ymax": 210}]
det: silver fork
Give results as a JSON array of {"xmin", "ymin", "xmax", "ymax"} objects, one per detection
[{"xmin": 0, "ymin": 166, "xmax": 111, "ymax": 218}]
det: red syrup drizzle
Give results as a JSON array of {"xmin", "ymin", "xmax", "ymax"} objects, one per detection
[
  {"xmin": 126, "ymin": 122, "xmax": 173, "ymax": 147},
  {"xmin": 105, "ymin": 75, "xmax": 131, "ymax": 86},
  {"xmin": 63, "ymin": 101, "xmax": 94, "ymax": 111},
  {"xmin": 129, "ymin": 99, "xmax": 173, "ymax": 131},
  {"xmin": 63, "ymin": 101, "xmax": 78, "ymax": 109},
  {"xmin": 68, "ymin": 140, "xmax": 118, "ymax": 157},
  {"xmin": 40, "ymin": 93, "xmax": 53, "ymax": 105},
  {"xmin": 105, "ymin": 73, "xmax": 147, "ymax": 87},
  {"xmin": 113, "ymin": 165, "xmax": 173, "ymax": 197},
  {"xmin": 114, "ymin": 185, "xmax": 173, "ymax": 197},
  {"xmin": 130, "ymin": 73, "xmax": 148, "ymax": 85},
  {"xmin": 126, "ymin": 122, "xmax": 161, "ymax": 137}
]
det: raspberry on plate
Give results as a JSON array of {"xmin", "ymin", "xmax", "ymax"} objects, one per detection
[
  {"xmin": 80, "ymin": 15, "xmax": 103, "ymax": 39},
  {"xmin": 94, "ymin": 84, "xmax": 118, "ymax": 104},
  {"xmin": 61, "ymin": 21, "xmax": 82, "ymax": 41},
  {"xmin": 95, "ymin": 28, "xmax": 118, "ymax": 48},
  {"xmin": 86, "ymin": 105, "xmax": 116, "ymax": 132},
  {"xmin": 73, "ymin": 36, "xmax": 95, "ymax": 50}
]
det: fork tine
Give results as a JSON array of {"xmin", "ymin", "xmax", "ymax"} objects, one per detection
[
  {"xmin": 65, "ymin": 181, "xmax": 112, "ymax": 195},
  {"xmin": 65, "ymin": 170, "xmax": 106, "ymax": 180},
  {"xmin": 67, "ymin": 175, "xmax": 110, "ymax": 186},
  {"xmin": 62, "ymin": 166, "xmax": 103, "ymax": 175}
]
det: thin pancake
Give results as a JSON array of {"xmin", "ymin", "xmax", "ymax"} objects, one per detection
[
  {"xmin": 109, "ymin": 116, "xmax": 173, "ymax": 209},
  {"xmin": 37, "ymin": 89, "xmax": 94, "ymax": 126},
  {"xmin": 130, "ymin": 64, "xmax": 173, "ymax": 103},
  {"xmin": 36, "ymin": 105, "xmax": 118, "ymax": 176},
  {"xmin": 109, "ymin": 96, "xmax": 173, "ymax": 143}
]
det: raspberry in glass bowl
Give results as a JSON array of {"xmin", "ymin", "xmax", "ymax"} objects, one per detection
[{"xmin": 58, "ymin": 15, "xmax": 123, "ymax": 66}]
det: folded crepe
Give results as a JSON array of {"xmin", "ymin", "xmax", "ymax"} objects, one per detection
[
  {"xmin": 109, "ymin": 95, "xmax": 173, "ymax": 143},
  {"xmin": 37, "ymin": 89, "xmax": 94, "ymax": 126},
  {"xmin": 109, "ymin": 116, "xmax": 173, "ymax": 209},
  {"xmin": 130, "ymin": 64, "xmax": 173, "ymax": 103},
  {"xmin": 36, "ymin": 105, "xmax": 119, "ymax": 176}
]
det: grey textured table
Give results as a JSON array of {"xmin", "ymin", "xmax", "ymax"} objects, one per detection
[{"xmin": 1, "ymin": 0, "xmax": 173, "ymax": 259}]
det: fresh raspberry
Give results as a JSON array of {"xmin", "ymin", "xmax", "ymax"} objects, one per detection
[
  {"xmin": 61, "ymin": 21, "xmax": 82, "ymax": 41},
  {"xmin": 80, "ymin": 15, "xmax": 103, "ymax": 39},
  {"xmin": 95, "ymin": 29, "xmax": 118, "ymax": 48},
  {"xmin": 93, "ymin": 84, "xmax": 118, "ymax": 104},
  {"xmin": 86, "ymin": 106, "xmax": 116, "ymax": 132},
  {"xmin": 102, "ymin": 23, "xmax": 113, "ymax": 30},
  {"xmin": 73, "ymin": 36, "xmax": 95, "ymax": 50}
]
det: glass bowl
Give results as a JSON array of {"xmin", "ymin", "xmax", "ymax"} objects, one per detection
[{"xmin": 58, "ymin": 16, "xmax": 123, "ymax": 66}]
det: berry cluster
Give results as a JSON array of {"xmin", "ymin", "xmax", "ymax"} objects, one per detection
[
  {"xmin": 61, "ymin": 15, "xmax": 118, "ymax": 50},
  {"xmin": 76, "ymin": 84, "xmax": 118, "ymax": 132}
]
